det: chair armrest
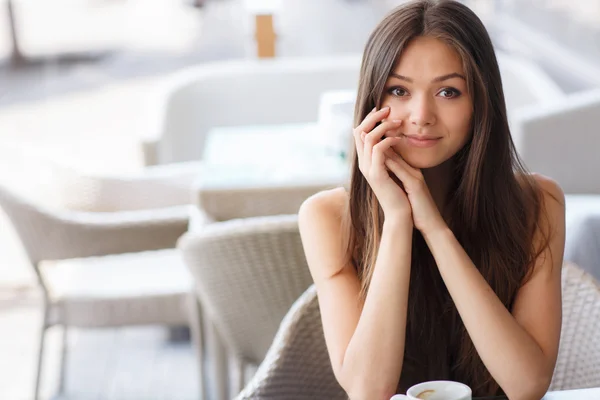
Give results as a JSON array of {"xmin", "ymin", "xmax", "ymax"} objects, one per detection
[
  {"xmin": 11, "ymin": 203, "xmax": 193, "ymax": 264},
  {"xmin": 54, "ymin": 161, "xmax": 203, "ymax": 212},
  {"xmin": 234, "ymin": 285, "xmax": 347, "ymax": 400}
]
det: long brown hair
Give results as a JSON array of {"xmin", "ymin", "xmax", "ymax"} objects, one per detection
[{"xmin": 343, "ymin": 0, "xmax": 550, "ymax": 396}]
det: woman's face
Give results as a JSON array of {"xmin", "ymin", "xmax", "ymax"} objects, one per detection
[{"xmin": 380, "ymin": 36, "xmax": 474, "ymax": 169}]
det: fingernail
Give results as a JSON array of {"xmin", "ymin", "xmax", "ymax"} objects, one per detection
[
  {"xmin": 381, "ymin": 106, "xmax": 390, "ymax": 111},
  {"xmin": 392, "ymin": 119, "xmax": 402, "ymax": 123},
  {"xmin": 371, "ymin": 106, "xmax": 377, "ymax": 112}
]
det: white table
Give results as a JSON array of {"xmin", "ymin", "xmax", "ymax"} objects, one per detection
[
  {"xmin": 543, "ymin": 387, "xmax": 600, "ymax": 399},
  {"xmin": 192, "ymin": 122, "xmax": 350, "ymax": 221},
  {"xmin": 200, "ymin": 122, "xmax": 349, "ymax": 188}
]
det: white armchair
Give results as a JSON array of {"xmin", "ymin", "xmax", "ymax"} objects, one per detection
[
  {"xmin": 178, "ymin": 214, "xmax": 314, "ymax": 400},
  {"xmin": 143, "ymin": 55, "xmax": 362, "ymax": 166},
  {"xmin": 511, "ymin": 88, "xmax": 600, "ymax": 194},
  {"xmin": 0, "ymin": 184, "xmax": 197, "ymax": 400},
  {"xmin": 0, "ymin": 142, "xmax": 201, "ymax": 213},
  {"xmin": 234, "ymin": 285, "xmax": 347, "ymax": 400},
  {"xmin": 50, "ymin": 161, "xmax": 202, "ymax": 212}
]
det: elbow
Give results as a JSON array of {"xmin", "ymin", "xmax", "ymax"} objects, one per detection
[
  {"xmin": 337, "ymin": 351, "xmax": 401, "ymax": 400},
  {"xmin": 346, "ymin": 383, "xmax": 397, "ymax": 400},
  {"xmin": 503, "ymin": 371, "xmax": 552, "ymax": 400},
  {"xmin": 340, "ymin": 369, "xmax": 397, "ymax": 400}
]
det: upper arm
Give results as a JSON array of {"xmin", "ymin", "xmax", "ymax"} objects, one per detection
[
  {"xmin": 511, "ymin": 174, "xmax": 566, "ymax": 376},
  {"xmin": 298, "ymin": 188, "xmax": 363, "ymax": 384}
]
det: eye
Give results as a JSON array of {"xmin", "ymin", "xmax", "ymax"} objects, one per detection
[
  {"xmin": 388, "ymin": 86, "xmax": 408, "ymax": 97},
  {"xmin": 438, "ymin": 88, "xmax": 462, "ymax": 99}
]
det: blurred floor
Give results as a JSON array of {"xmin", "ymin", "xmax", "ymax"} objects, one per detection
[{"xmin": 0, "ymin": 290, "xmax": 198, "ymax": 400}]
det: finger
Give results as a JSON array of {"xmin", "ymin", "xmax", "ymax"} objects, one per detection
[
  {"xmin": 364, "ymin": 119, "xmax": 403, "ymax": 147},
  {"xmin": 363, "ymin": 120, "xmax": 403, "ymax": 168},
  {"xmin": 353, "ymin": 109, "xmax": 378, "ymax": 155},
  {"xmin": 384, "ymin": 157, "xmax": 415, "ymax": 187},
  {"xmin": 352, "ymin": 129, "xmax": 364, "ymax": 159},
  {"xmin": 355, "ymin": 106, "xmax": 391, "ymax": 134},
  {"xmin": 385, "ymin": 148, "xmax": 423, "ymax": 179},
  {"xmin": 371, "ymin": 136, "xmax": 403, "ymax": 171}
]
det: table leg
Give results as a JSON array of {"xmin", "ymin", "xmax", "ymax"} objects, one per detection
[{"xmin": 7, "ymin": 0, "xmax": 25, "ymax": 66}]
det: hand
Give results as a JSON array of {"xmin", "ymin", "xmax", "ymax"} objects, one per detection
[
  {"xmin": 383, "ymin": 148, "xmax": 447, "ymax": 235},
  {"xmin": 353, "ymin": 107, "xmax": 411, "ymax": 222}
]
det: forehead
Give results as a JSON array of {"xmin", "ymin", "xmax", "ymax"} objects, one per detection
[{"xmin": 393, "ymin": 36, "xmax": 464, "ymax": 78}]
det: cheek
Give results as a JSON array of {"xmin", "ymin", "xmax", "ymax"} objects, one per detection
[
  {"xmin": 441, "ymin": 106, "xmax": 472, "ymax": 140},
  {"xmin": 380, "ymin": 101, "xmax": 408, "ymax": 121}
]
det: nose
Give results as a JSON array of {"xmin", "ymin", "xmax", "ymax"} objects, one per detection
[{"xmin": 408, "ymin": 94, "xmax": 436, "ymax": 128}]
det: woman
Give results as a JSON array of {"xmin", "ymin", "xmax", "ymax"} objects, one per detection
[{"xmin": 298, "ymin": 1, "xmax": 565, "ymax": 399}]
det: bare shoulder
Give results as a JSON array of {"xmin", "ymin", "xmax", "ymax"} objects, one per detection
[
  {"xmin": 299, "ymin": 187, "xmax": 348, "ymax": 218},
  {"xmin": 531, "ymin": 173, "xmax": 565, "ymax": 206},
  {"xmin": 530, "ymin": 174, "xmax": 566, "ymax": 228},
  {"xmin": 298, "ymin": 187, "xmax": 351, "ymax": 281},
  {"xmin": 527, "ymin": 174, "xmax": 566, "ymax": 273},
  {"xmin": 517, "ymin": 173, "xmax": 565, "ymax": 211}
]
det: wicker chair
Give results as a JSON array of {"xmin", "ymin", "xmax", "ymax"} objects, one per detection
[
  {"xmin": 178, "ymin": 214, "xmax": 315, "ymax": 400},
  {"xmin": 195, "ymin": 183, "xmax": 342, "ymax": 222},
  {"xmin": 0, "ymin": 141, "xmax": 201, "ymax": 213},
  {"xmin": 0, "ymin": 184, "xmax": 202, "ymax": 400},
  {"xmin": 550, "ymin": 262, "xmax": 600, "ymax": 390},
  {"xmin": 234, "ymin": 284, "xmax": 347, "ymax": 400},
  {"xmin": 235, "ymin": 263, "xmax": 600, "ymax": 399}
]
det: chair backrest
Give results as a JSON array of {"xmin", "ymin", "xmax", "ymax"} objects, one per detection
[
  {"xmin": 236, "ymin": 285, "xmax": 347, "ymax": 400},
  {"xmin": 511, "ymin": 87, "xmax": 600, "ymax": 194},
  {"xmin": 0, "ymin": 183, "xmax": 56, "ymax": 292},
  {"xmin": 51, "ymin": 161, "xmax": 202, "ymax": 212},
  {"xmin": 178, "ymin": 214, "xmax": 314, "ymax": 364},
  {"xmin": 550, "ymin": 262, "xmax": 600, "ymax": 390},
  {"xmin": 196, "ymin": 183, "xmax": 342, "ymax": 221},
  {"xmin": 146, "ymin": 55, "xmax": 362, "ymax": 165}
]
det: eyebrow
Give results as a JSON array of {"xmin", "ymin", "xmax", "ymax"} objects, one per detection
[{"xmin": 389, "ymin": 72, "xmax": 466, "ymax": 83}]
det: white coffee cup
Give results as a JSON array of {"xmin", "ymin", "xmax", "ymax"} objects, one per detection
[{"xmin": 390, "ymin": 380, "xmax": 472, "ymax": 400}]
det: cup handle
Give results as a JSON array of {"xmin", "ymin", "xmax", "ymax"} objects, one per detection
[{"xmin": 390, "ymin": 396, "xmax": 409, "ymax": 399}]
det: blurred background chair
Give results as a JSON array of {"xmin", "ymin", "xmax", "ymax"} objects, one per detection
[
  {"xmin": 550, "ymin": 262, "xmax": 600, "ymax": 391},
  {"xmin": 511, "ymin": 87, "xmax": 600, "ymax": 194},
  {"xmin": 179, "ymin": 214, "xmax": 314, "ymax": 400},
  {"xmin": 141, "ymin": 55, "xmax": 361, "ymax": 166},
  {"xmin": 0, "ymin": 142, "xmax": 201, "ymax": 213},
  {"xmin": 195, "ymin": 183, "xmax": 343, "ymax": 222},
  {"xmin": 234, "ymin": 284, "xmax": 347, "ymax": 400},
  {"xmin": 0, "ymin": 183, "xmax": 201, "ymax": 400}
]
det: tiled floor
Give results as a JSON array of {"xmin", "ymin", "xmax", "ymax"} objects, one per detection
[{"xmin": 0, "ymin": 293, "xmax": 199, "ymax": 400}]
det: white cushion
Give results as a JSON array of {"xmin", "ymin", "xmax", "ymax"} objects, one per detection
[{"xmin": 42, "ymin": 249, "xmax": 191, "ymax": 300}]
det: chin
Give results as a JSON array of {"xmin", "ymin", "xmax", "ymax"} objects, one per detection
[{"xmin": 397, "ymin": 152, "xmax": 443, "ymax": 170}]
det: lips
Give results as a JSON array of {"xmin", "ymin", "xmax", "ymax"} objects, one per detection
[
  {"xmin": 401, "ymin": 134, "xmax": 441, "ymax": 148},
  {"xmin": 402, "ymin": 134, "xmax": 441, "ymax": 140}
]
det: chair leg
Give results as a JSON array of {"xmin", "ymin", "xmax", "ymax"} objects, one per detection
[
  {"xmin": 34, "ymin": 326, "xmax": 47, "ymax": 400},
  {"xmin": 186, "ymin": 293, "xmax": 207, "ymax": 400},
  {"xmin": 57, "ymin": 325, "xmax": 69, "ymax": 394},
  {"xmin": 234, "ymin": 358, "xmax": 246, "ymax": 396},
  {"xmin": 206, "ymin": 315, "xmax": 229, "ymax": 400}
]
